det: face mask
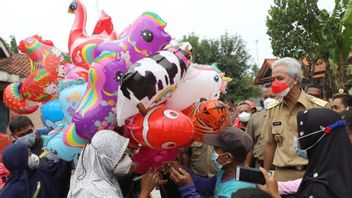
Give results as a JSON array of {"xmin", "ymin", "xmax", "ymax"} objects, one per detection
[
  {"xmin": 293, "ymin": 137, "xmax": 307, "ymax": 159},
  {"xmin": 211, "ymin": 150, "xmax": 225, "ymax": 170},
  {"xmin": 272, "ymin": 80, "xmax": 292, "ymax": 97},
  {"xmin": 263, "ymin": 98, "xmax": 277, "ymax": 110},
  {"xmin": 238, "ymin": 112, "xmax": 251, "ymax": 122},
  {"xmin": 114, "ymin": 155, "xmax": 132, "ymax": 175},
  {"xmin": 28, "ymin": 154, "xmax": 40, "ymax": 169},
  {"xmin": 16, "ymin": 131, "xmax": 36, "ymax": 147}
]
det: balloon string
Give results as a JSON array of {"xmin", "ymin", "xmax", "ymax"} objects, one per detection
[{"xmin": 96, "ymin": 0, "xmax": 99, "ymax": 16}]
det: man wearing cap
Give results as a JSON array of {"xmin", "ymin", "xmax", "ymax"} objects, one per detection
[
  {"xmin": 168, "ymin": 127, "xmax": 255, "ymax": 198},
  {"xmin": 263, "ymin": 57, "xmax": 329, "ymax": 182}
]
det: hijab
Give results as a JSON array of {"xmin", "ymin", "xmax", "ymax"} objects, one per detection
[
  {"xmin": 296, "ymin": 108, "xmax": 352, "ymax": 198},
  {"xmin": 68, "ymin": 130, "xmax": 129, "ymax": 198},
  {"xmin": 0, "ymin": 143, "xmax": 71, "ymax": 198}
]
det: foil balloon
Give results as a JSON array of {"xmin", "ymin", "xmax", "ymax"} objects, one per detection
[
  {"xmin": 116, "ymin": 44, "xmax": 192, "ymax": 126},
  {"xmin": 59, "ymin": 78, "xmax": 88, "ymax": 123},
  {"xmin": 165, "ymin": 64, "xmax": 232, "ymax": 110},
  {"xmin": 92, "ymin": 10, "xmax": 117, "ymax": 38},
  {"xmin": 66, "ymin": 15, "xmax": 171, "ymax": 142},
  {"xmin": 94, "ymin": 12, "xmax": 171, "ymax": 67},
  {"xmin": 131, "ymin": 147, "xmax": 179, "ymax": 174},
  {"xmin": 66, "ymin": 52, "xmax": 126, "ymax": 141},
  {"xmin": 41, "ymin": 99, "xmax": 64, "ymax": 130},
  {"xmin": 67, "ymin": 0, "xmax": 116, "ymax": 69},
  {"xmin": 126, "ymin": 106, "xmax": 194, "ymax": 150},
  {"xmin": 64, "ymin": 64, "xmax": 88, "ymax": 81},
  {"xmin": 41, "ymin": 130, "xmax": 81, "ymax": 161},
  {"xmin": 3, "ymin": 35, "xmax": 70, "ymax": 114},
  {"xmin": 184, "ymin": 100, "xmax": 229, "ymax": 142}
]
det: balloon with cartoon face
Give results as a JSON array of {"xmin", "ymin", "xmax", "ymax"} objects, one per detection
[
  {"xmin": 183, "ymin": 100, "xmax": 229, "ymax": 142},
  {"xmin": 126, "ymin": 106, "xmax": 194, "ymax": 150},
  {"xmin": 41, "ymin": 99, "xmax": 64, "ymax": 130},
  {"xmin": 165, "ymin": 64, "xmax": 232, "ymax": 110}
]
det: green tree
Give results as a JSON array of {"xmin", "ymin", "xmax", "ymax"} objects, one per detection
[
  {"xmin": 266, "ymin": 0, "xmax": 352, "ymax": 96},
  {"xmin": 182, "ymin": 33, "xmax": 260, "ymax": 102},
  {"xmin": 9, "ymin": 35, "xmax": 19, "ymax": 54},
  {"xmin": 1, "ymin": 35, "xmax": 19, "ymax": 55}
]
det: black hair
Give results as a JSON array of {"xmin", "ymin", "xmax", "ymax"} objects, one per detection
[
  {"xmin": 305, "ymin": 83, "xmax": 323, "ymax": 98},
  {"xmin": 332, "ymin": 94, "xmax": 352, "ymax": 108},
  {"xmin": 231, "ymin": 188, "xmax": 272, "ymax": 198},
  {"xmin": 8, "ymin": 116, "xmax": 34, "ymax": 134}
]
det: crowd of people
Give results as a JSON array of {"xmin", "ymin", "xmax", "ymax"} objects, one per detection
[{"xmin": 1, "ymin": 57, "xmax": 352, "ymax": 198}]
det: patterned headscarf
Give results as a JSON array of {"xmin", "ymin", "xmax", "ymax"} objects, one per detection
[{"xmin": 68, "ymin": 130, "xmax": 129, "ymax": 198}]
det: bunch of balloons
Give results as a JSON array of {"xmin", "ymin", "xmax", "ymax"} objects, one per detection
[{"xmin": 2, "ymin": 0, "xmax": 234, "ymax": 172}]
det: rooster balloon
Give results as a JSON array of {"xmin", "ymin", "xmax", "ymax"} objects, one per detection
[{"xmin": 3, "ymin": 35, "xmax": 69, "ymax": 114}]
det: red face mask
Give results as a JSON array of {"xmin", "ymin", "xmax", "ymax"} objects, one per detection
[{"xmin": 272, "ymin": 80, "xmax": 290, "ymax": 97}]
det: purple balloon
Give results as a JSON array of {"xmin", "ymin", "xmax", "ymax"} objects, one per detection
[
  {"xmin": 95, "ymin": 12, "xmax": 171, "ymax": 67},
  {"xmin": 65, "ymin": 12, "xmax": 171, "ymax": 142}
]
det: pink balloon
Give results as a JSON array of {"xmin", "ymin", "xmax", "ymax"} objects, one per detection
[{"xmin": 131, "ymin": 147, "xmax": 179, "ymax": 174}]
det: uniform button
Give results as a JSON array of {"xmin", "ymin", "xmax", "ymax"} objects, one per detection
[{"xmin": 313, "ymin": 173, "xmax": 318, "ymax": 177}]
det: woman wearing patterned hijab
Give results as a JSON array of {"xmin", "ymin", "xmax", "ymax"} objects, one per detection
[
  {"xmin": 68, "ymin": 130, "xmax": 131, "ymax": 198},
  {"xmin": 296, "ymin": 108, "xmax": 352, "ymax": 198}
]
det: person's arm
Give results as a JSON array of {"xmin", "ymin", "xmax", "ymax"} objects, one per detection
[
  {"xmin": 257, "ymin": 168, "xmax": 281, "ymax": 198},
  {"xmin": 139, "ymin": 169, "xmax": 160, "ymax": 198},
  {"xmin": 244, "ymin": 117, "xmax": 255, "ymax": 167},
  {"xmin": 262, "ymin": 113, "xmax": 276, "ymax": 170},
  {"xmin": 244, "ymin": 149, "xmax": 254, "ymax": 167},
  {"xmin": 170, "ymin": 167, "xmax": 216, "ymax": 198},
  {"xmin": 264, "ymin": 143, "xmax": 276, "ymax": 170}
]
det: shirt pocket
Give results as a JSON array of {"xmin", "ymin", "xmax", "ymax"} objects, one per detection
[{"xmin": 272, "ymin": 122, "xmax": 284, "ymax": 145}]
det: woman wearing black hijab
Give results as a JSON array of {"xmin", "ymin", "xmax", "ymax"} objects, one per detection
[
  {"xmin": 0, "ymin": 143, "xmax": 71, "ymax": 198},
  {"xmin": 296, "ymin": 108, "xmax": 352, "ymax": 198}
]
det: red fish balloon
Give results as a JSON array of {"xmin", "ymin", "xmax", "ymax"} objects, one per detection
[{"xmin": 126, "ymin": 106, "xmax": 194, "ymax": 150}]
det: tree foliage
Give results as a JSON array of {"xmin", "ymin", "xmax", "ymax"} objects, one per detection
[
  {"xmin": 181, "ymin": 33, "xmax": 260, "ymax": 102},
  {"xmin": 266, "ymin": 0, "xmax": 352, "ymax": 96}
]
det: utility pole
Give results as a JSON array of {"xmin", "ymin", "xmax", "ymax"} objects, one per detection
[{"xmin": 255, "ymin": 40, "xmax": 259, "ymax": 66}]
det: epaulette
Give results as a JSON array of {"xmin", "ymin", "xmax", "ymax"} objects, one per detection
[
  {"xmin": 267, "ymin": 99, "xmax": 280, "ymax": 110},
  {"xmin": 307, "ymin": 95, "xmax": 328, "ymax": 107}
]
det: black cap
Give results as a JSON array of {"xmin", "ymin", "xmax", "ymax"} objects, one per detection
[{"xmin": 203, "ymin": 127, "xmax": 253, "ymax": 162}]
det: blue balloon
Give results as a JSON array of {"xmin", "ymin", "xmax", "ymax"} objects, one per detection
[
  {"xmin": 41, "ymin": 99, "xmax": 64, "ymax": 130},
  {"xmin": 42, "ymin": 130, "xmax": 81, "ymax": 161}
]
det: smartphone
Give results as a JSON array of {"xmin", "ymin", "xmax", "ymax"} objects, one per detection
[{"xmin": 235, "ymin": 166, "xmax": 265, "ymax": 185}]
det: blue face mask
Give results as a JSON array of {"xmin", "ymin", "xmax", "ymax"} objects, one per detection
[
  {"xmin": 293, "ymin": 137, "xmax": 307, "ymax": 159},
  {"xmin": 16, "ymin": 131, "xmax": 36, "ymax": 147},
  {"xmin": 211, "ymin": 150, "xmax": 224, "ymax": 170}
]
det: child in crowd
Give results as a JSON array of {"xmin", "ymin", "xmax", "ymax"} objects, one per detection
[{"xmin": 166, "ymin": 127, "xmax": 255, "ymax": 198}]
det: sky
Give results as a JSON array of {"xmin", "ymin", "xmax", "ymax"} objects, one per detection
[{"xmin": 0, "ymin": 0, "xmax": 335, "ymax": 66}]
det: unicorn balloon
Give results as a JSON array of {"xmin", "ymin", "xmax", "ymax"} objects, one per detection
[
  {"xmin": 63, "ymin": 12, "xmax": 171, "ymax": 144},
  {"xmin": 165, "ymin": 64, "xmax": 232, "ymax": 110},
  {"xmin": 84, "ymin": 12, "xmax": 171, "ymax": 67}
]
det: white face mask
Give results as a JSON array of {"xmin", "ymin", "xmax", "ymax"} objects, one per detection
[
  {"xmin": 263, "ymin": 98, "xmax": 277, "ymax": 110},
  {"xmin": 114, "ymin": 155, "xmax": 132, "ymax": 175},
  {"xmin": 28, "ymin": 154, "xmax": 40, "ymax": 169},
  {"xmin": 238, "ymin": 112, "xmax": 251, "ymax": 122}
]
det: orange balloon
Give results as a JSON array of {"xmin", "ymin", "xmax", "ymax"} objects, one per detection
[
  {"xmin": 184, "ymin": 100, "xmax": 229, "ymax": 141},
  {"xmin": 126, "ymin": 106, "xmax": 194, "ymax": 150}
]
